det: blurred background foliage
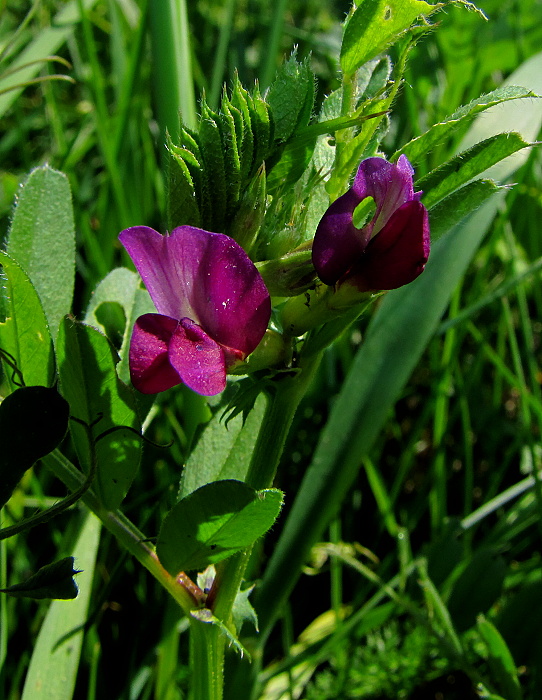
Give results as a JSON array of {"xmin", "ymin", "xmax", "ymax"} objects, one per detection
[{"xmin": 2, "ymin": 0, "xmax": 542, "ymax": 698}]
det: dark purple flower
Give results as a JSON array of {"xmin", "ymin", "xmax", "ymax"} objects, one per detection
[
  {"xmin": 312, "ymin": 155, "xmax": 430, "ymax": 291},
  {"xmin": 119, "ymin": 225, "xmax": 271, "ymax": 396}
]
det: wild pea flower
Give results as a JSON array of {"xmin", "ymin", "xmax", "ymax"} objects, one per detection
[
  {"xmin": 119, "ymin": 225, "xmax": 271, "ymax": 396},
  {"xmin": 312, "ymin": 155, "xmax": 430, "ymax": 290}
]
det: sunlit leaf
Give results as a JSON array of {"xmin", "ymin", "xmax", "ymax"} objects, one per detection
[
  {"xmin": 394, "ymin": 86, "xmax": 537, "ymax": 165},
  {"xmin": 157, "ymin": 480, "xmax": 283, "ymax": 573},
  {"xmin": 179, "ymin": 394, "xmax": 267, "ymax": 498},
  {"xmin": 57, "ymin": 318, "xmax": 141, "ymax": 510},
  {"xmin": 341, "ymin": 0, "xmax": 440, "ymax": 76},
  {"xmin": 418, "ymin": 132, "xmax": 530, "ymax": 208},
  {"xmin": 0, "ymin": 250, "xmax": 54, "ymax": 389},
  {"xmin": 7, "ymin": 165, "xmax": 75, "ymax": 341}
]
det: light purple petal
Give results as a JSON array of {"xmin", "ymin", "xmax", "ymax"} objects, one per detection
[
  {"xmin": 119, "ymin": 226, "xmax": 189, "ymax": 320},
  {"xmin": 119, "ymin": 225, "xmax": 271, "ymax": 357},
  {"xmin": 168, "ymin": 318, "xmax": 226, "ymax": 396},
  {"xmin": 129, "ymin": 314, "xmax": 183, "ymax": 394},
  {"xmin": 352, "ymin": 155, "xmax": 416, "ymax": 236},
  {"xmin": 312, "ymin": 188, "xmax": 370, "ymax": 285}
]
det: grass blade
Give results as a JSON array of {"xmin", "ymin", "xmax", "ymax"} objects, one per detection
[{"xmin": 21, "ymin": 513, "xmax": 101, "ymax": 700}]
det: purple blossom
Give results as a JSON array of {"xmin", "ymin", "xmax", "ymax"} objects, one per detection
[
  {"xmin": 312, "ymin": 155, "xmax": 430, "ymax": 291},
  {"xmin": 119, "ymin": 225, "xmax": 271, "ymax": 396}
]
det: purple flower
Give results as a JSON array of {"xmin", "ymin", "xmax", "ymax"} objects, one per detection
[
  {"xmin": 119, "ymin": 225, "xmax": 271, "ymax": 396},
  {"xmin": 312, "ymin": 155, "xmax": 430, "ymax": 291}
]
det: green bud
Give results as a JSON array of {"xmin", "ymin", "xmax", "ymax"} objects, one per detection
[
  {"xmin": 229, "ymin": 329, "xmax": 292, "ymax": 375},
  {"xmin": 256, "ymin": 244, "xmax": 316, "ymax": 297},
  {"xmin": 281, "ymin": 282, "xmax": 380, "ymax": 337},
  {"xmin": 229, "ymin": 165, "xmax": 267, "ymax": 255}
]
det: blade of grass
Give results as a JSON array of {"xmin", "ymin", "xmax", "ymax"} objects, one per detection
[
  {"xmin": 21, "ymin": 512, "xmax": 101, "ymax": 700},
  {"xmin": 149, "ymin": 0, "xmax": 197, "ymax": 138},
  {"xmin": 429, "ymin": 284, "xmax": 461, "ymax": 533},
  {"xmin": 0, "ymin": 0, "xmax": 99, "ymax": 118},
  {"xmin": 76, "ymin": 0, "xmax": 131, "ymax": 227},
  {"xmin": 208, "ymin": 0, "xmax": 236, "ymax": 109},
  {"xmin": 259, "ymin": 0, "xmax": 289, "ymax": 90}
]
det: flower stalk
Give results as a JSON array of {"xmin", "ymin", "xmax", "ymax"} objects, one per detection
[{"xmin": 195, "ymin": 351, "xmax": 323, "ymax": 698}]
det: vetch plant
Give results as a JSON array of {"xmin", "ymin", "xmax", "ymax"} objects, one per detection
[{"xmin": 1, "ymin": 1, "xmax": 541, "ymax": 699}]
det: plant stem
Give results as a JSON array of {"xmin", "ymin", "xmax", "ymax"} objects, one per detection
[
  {"xmin": 189, "ymin": 619, "xmax": 224, "ymax": 700},
  {"xmin": 43, "ymin": 450, "xmax": 200, "ymax": 614},
  {"xmin": 198, "ymin": 353, "xmax": 322, "ymax": 697}
]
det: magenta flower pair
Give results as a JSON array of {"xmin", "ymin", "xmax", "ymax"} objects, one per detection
[{"xmin": 120, "ymin": 156, "xmax": 429, "ymax": 397}]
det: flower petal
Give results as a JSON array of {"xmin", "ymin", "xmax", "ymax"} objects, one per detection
[
  {"xmin": 312, "ymin": 188, "xmax": 370, "ymax": 285},
  {"xmin": 120, "ymin": 225, "xmax": 271, "ymax": 357},
  {"xmin": 168, "ymin": 318, "xmax": 226, "ymax": 396},
  {"xmin": 168, "ymin": 227, "xmax": 271, "ymax": 357},
  {"xmin": 353, "ymin": 155, "xmax": 416, "ymax": 235},
  {"xmin": 129, "ymin": 314, "xmax": 183, "ymax": 394},
  {"xmin": 119, "ymin": 226, "xmax": 188, "ymax": 320},
  {"xmin": 351, "ymin": 200, "xmax": 430, "ymax": 291}
]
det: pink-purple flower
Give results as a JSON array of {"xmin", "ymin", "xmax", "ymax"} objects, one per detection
[
  {"xmin": 119, "ymin": 225, "xmax": 271, "ymax": 396},
  {"xmin": 312, "ymin": 155, "xmax": 430, "ymax": 291}
]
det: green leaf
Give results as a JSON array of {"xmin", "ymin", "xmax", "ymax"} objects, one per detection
[
  {"xmin": 447, "ymin": 550, "xmax": 507, "ymax": 633},
  {"xmin": 266, "ymin": 53, "xmax": 315, "ymax": 143},
  {"xmin": 267, "ymin": 138, "xmax": 317, "ymax": 193},
  {"xmin": 229, "ymin": 167, "xmax": 267, "ymax": 254},
  {"xmin": 230, "ymin": 77, "xmax": 255, "ymax": 183},
  {"xmin": 0, "ymin": 250, "xmax": 54, "ymax": 388},
  {"xmin": 232, "ymin": 584, "xmax": 259, "ymax": 634},
  {"xmin": 0, "ymin": 557, "xmax": 79, "ymax": 600},
  {"xmin": 199, "ymin": 100, "xmax": 228, "ymax": 230},
  {"xmin": 57, "ymin": 318, "xmax": 141, "ymax": 510},
  {"xmin": 21, "ymin": 513, "xmax": 101, "ymax": 700},
  {"xmin": 0, "ymin": 386, "xmax": 70, "ymax": 509},
  {"xmin": 418, "ymin": 133, "xmax": 530, "ymax": 208},
  {"xmin": 477, "ymin": 616, "xmax": 522, "ymax": 700},
  {"xmin": 190, "ymin": 608, "xmax": 249, "ymax": 658},
  {"xmin": 428, "ymin": 179, "xmax": 501, "ymax": 243},
  {"xmin": 167, "ymin": 150, "xmax": 202, "ymax": 229},
  {"xmin": 248, "ymin": 87, "xmax": 274, "ymax": 171},
  {"xmin": 84, "ymin": 267, "xmax": 154, "ymax": 384},
  {"xmin": 218, "ymin": 100, "xmax": 242, "ymax": 217},
  {"xmin": 157, "ymin": 480, "xmax": 283, "ymax": 573},
  {"xmin": 7, "ymin": 165, "xmax": 75, "ymax": 341},
  {"xmin": 394, "ymin": 85, "xmax": 537, "ymax": 165},
  {"xmin": 179, "ymin": 394, "xmax": 268, "ymax": 498},
  {"xmin": 340, "ymin": 0, "xmax": 441, "ymax": 76}
]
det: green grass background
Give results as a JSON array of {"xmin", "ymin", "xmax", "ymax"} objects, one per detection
[{"xmin": 2, "ymin": 1, "xmax": 542, "ymax": 698}]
